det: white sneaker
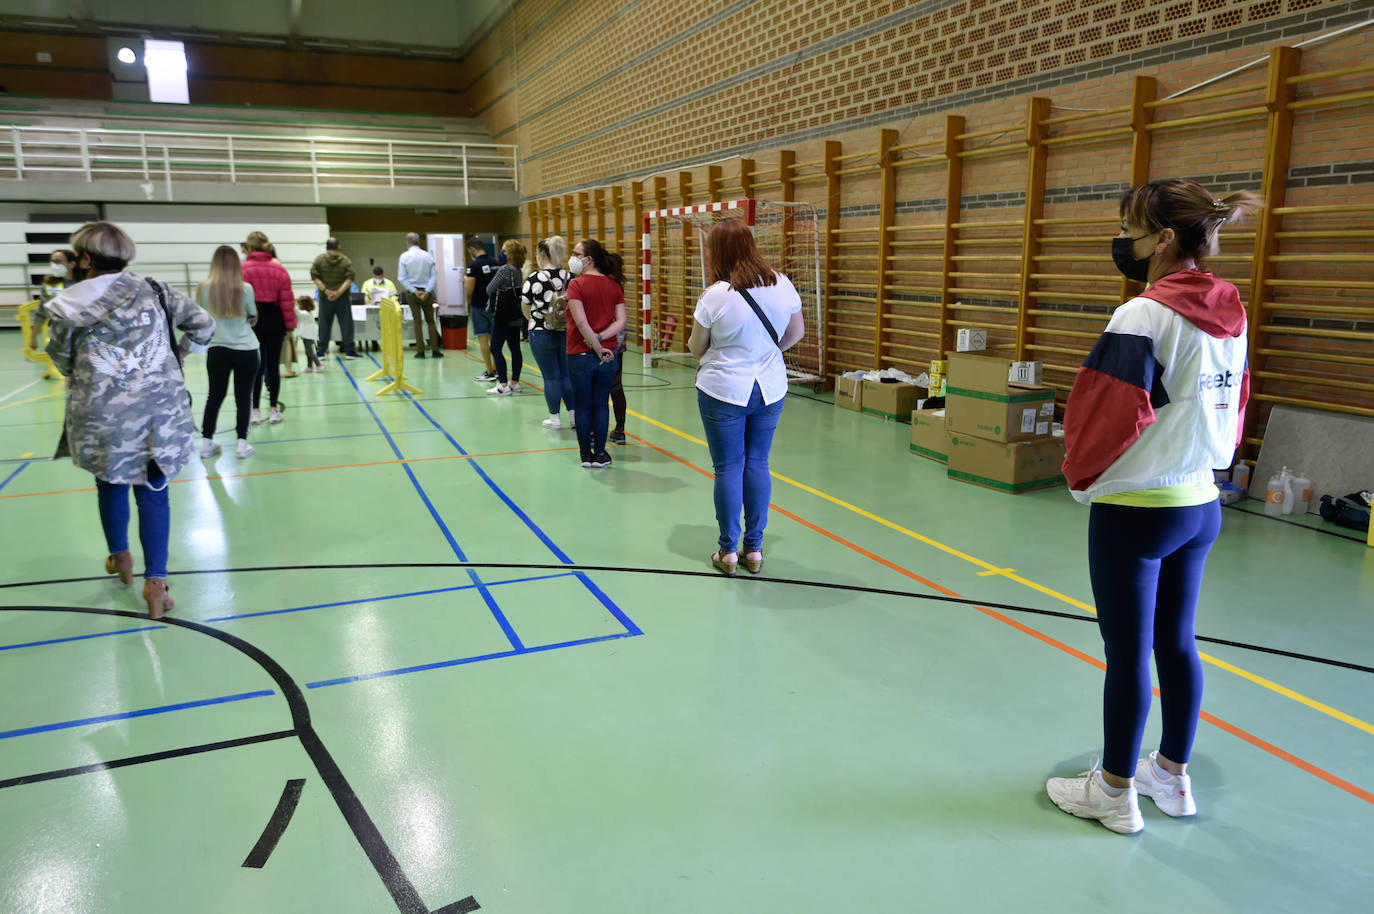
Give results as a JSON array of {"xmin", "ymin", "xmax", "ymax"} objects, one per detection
[
  {"xmin": 235, "ymin": 438, "xmax": 254, "ymax": 458},
  {"xmin": 510, "ymin": 381, "xmax": 523, "ymax": 392},
  {"xmin": 250, "ymin": 408, "xmax": 263, "ymax": 426},
  {"xmin": 268, "ymin": 407, "xmax": 283, "ymax": 424},
  {"xmin": 569, "ymin": 413, "xmax": 576, "ymax": 428},
  {"xmin": 541, "ymin": 414, "xmax": 562, "ymax": 429},
  {"xmin": 486, "ymin": 383, "xmax": 511, "ymax": 395},
  {"xmin": 200, "ymin": 438, "xmax": 221, "ymax": 458},
  {"xmin": 1134, "ymin": 751, "xmax": 1196, "ymax": 817},
  {"xmin": 1046, "ymin": 759, "xmax": 1143, "ymax": 835}
]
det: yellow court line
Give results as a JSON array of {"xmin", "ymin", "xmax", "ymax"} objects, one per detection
[
  {"xmin": 0, "ymin": 389, "xmax": 63, "ymax": 412},
  {"xmin": 977, "ymin": 567, "xmax": 1016, "ymax": 577},
  {"xmin": 627, "ymin": 407, "xmax": 1374, "ymax": 737}
]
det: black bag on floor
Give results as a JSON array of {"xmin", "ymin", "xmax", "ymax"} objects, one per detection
[{"xmin": 1318, "ymin": 492, "xmax": 1371, "ymax": 532}]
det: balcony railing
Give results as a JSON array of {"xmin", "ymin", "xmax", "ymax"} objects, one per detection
[{"xmin": 0, "ymin": 125, "xmax": 518, "ymax": 202}]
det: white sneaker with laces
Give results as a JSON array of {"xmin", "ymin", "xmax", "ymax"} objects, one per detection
[
  {"xmin": 200, "ymin": 438, "xmax": 221, "ymax": 458},
  {"xmin": 510, "ymin": 381, "xmax": 523, "ymax": 392},
  {"xmin": 251, "ymin": 408, "xmax": 263, "ymax": 426},
  {"xmin": 487, "ymin": 383, "xmax": 511, "ymax": 395},
  {"xmin": 268, "ymin": 407, "xmax": 283, "ymax": 424},
  {"xmin": 542, "ymin": 414, "xmax": 562, "ymax": 429},
  {"xmin": 236, "ymin": 439, "xmax": 254, "ymax": 458},
  {"xmin": 1046, "ymin": 759, "xmax": 1143, "ymax": 835},
  {"xmin": 1134, "ymin": 751, "xmax": 1196, "ymax": 817}
]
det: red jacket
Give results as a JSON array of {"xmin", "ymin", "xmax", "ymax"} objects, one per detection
[{"xmin": 241, "ymin": 251, "xmax": 296, "ymax": 330}]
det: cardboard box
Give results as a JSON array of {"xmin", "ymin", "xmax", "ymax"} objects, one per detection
[
  {"xmin": 835, "ymin": 374, "xmax": 864, "ymax": 412},
  {"xmin": 947, "ymin": 352, "xmax": 1019, "ymax": 394},
  {"xmin": 956, "ymin": 328, "xmax": 988, "ymax": 352},
  {"xmin": 1008, "ymin": 360, "xmax": 1044, "ymax": 388},
  {"xmin": 947, "ymin": 433, "xmax": 1066, "ymax": 494},
  {"xmin": 909, "ymin": 408, "xmax": 949, "ymax": 463},
  {"xmin": 862, "ymin": 380, "xmax": 920, "ymax": 421},
  {"xmin": 946, "ymin": 384, "xmax": 1056, "ymax": 442}
]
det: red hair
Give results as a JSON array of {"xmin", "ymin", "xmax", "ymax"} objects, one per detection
[{"xmin": 706, "ymin": 219, "xmax": 776, "ymax": 290}]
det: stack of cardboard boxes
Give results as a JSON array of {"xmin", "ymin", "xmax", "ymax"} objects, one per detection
[{"xmin": 910, "ymin": 352, "xmax": 1066, "ymax": 493}]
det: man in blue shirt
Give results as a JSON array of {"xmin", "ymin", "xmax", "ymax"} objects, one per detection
[
  {"xmin": 464, "ymin": 236, "xmax": 500, "ymax": 382},
  {"xmin": 398, "ymin": 232, "xmax": 441, "ymax": 358}
]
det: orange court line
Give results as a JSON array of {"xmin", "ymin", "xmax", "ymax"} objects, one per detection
[
  {"xmin": 0, "ymin": 445, "xmax": 589, "ymax": 500},
  {"xmin": 624, "ymin": 431, "xmax": 1374, "ymax": 807}
]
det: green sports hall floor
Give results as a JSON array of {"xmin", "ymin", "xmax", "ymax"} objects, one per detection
[{"xmin": 0, "ymin": 339, "xmax": 1370, "ymax": 914}]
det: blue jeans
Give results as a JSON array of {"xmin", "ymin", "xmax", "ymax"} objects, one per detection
[
  {"xmin": 529, "ymin": 329, "xmax": 573, "ymax": 415},
  {"xmin": 697, "ymin": 384, "xmax": 785, "ymax": 554},
  {"xmin": 95, "ymin": 462, "xmax": 170, "ymax": 579},
  {"xmin": 1089, "ymin": 500, "xmax": 1221, "ymax": 777},
  {"xmin": 568, "ymin": 351, "xmax": 617, "ymax": 457}
]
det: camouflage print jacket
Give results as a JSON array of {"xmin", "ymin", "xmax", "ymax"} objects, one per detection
[{"xmin": 39, "ymin": 271, "xmax": 216, "ymax": 486}]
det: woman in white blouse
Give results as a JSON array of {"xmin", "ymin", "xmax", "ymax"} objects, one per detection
[{"xmin": 687, "ymin": 220, "xmax": 805, "ymax": 576}]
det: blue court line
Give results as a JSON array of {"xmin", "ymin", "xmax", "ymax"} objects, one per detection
[
  {"xmin": 204, "ymin": 572, "xmax": 575, "ymax": 622},
  {"xmin": 0, "ymin": 460, "xmax": 31, "ymax": 493},
  {"xmin": 0, "ymin": 625, "xmax": 162, "ymax": 652},
  {"xmin": 385, "ymin": 370, "xmax": 641, "ymax": 637},
  {"xmin": 306, "ymin": 630, "xmax": 638, "ymax": 689},
  {"xmin": 0, "ymin": 689, "xmax": 275, "ymax": 741},
  {"xmin": 336, "ymin": 360, "xmax": 525, "ymax": 651}
]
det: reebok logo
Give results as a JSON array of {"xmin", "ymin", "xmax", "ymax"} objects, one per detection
[{"xmin": 1198, "ymin": 369, "xmax": 1239, "ymax": 393}]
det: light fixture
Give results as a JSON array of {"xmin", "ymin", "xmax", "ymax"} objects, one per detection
[{"xmin": 116, "ymin": 46, "xmax": 136, "ymax": 64}]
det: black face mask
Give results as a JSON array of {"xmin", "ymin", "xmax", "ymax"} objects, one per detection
[{"xmin": 1112, "ymin": 234, "xmax": 1153, "ymax": 283}]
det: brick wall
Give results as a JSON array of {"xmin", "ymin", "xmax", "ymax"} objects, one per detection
[{"xmin": 465, "ymin": 0, "xmax": 1374, "ymax": 451}]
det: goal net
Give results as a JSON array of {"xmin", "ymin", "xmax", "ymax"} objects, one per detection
[{"xmin": 641, "ymin": 199, "xmax": 824, "ymax": 387}]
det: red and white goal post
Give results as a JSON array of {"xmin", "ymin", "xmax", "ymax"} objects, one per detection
[{"xmin": 640, "ymin": 198, "xmax": 825, "ymax": 388}]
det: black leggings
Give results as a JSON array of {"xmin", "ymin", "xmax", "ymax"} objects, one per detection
[
  {"xmin": 252, "ymin": 303, "xmax": 286, "ymax": 410},
  {"xmin": 203, "ymin": 346, "xmax": 260, "ymax": 439},
  {"xmin": 490, "ymin": 320, "xmax": 523, "ymax": 384},
  {"xmin": 610, "ymin": 352, "xmax": 626, "ymax": 431}
]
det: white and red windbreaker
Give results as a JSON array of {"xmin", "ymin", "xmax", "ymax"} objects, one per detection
[{"xmin": 1062, "ymin": 269, "xmax": 1249, "ymax": 505}]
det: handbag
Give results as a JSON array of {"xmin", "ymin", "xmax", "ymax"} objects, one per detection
[
  {"xmin": 492, "ymin": 285, "xmax": 523, "ymax": 325},
  {"xmin": 738, "ymin": 288, "xmax": 781, "ymax": 348}
]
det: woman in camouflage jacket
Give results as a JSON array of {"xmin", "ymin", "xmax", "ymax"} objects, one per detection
[{"xmin": 39, "ymin": 222, "xmax": 216, "ymax": 619}]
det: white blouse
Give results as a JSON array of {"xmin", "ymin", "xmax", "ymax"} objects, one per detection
[{"xmin": 693, "ymin": 273, "xmax": 801, "ymax": 406}]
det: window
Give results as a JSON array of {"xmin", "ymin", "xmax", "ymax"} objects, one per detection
[{"xmin": 143, "ymin": 39, "xmax": 188, "ymax": 104}]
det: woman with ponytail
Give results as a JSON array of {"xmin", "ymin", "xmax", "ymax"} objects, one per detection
[{"xmin": 1047, "ymin": 179, "xmax": 1262, "ymax": 835}]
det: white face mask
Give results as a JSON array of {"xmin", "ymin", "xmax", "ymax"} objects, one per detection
[
  {"xmin": 49, "ymin": 262, "xmax": 67, "ymax": 278},
  {"xmin": 568, "ymin": 255, "xmax": 584, "ymax": 274}
]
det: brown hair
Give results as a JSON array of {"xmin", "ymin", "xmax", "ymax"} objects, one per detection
[
  {"xmin": 501, "ymin": 239, "xmax": 527, "ymax": 269},
  {"xmin": 242, "ymin": 230, "xmax": 271, "ymax": 253},
  {"xmin": 1119, "ymin": 179, "xmax": 1263, "ymax": 265},
  {"xmin": 576, "ymin": 238, "xmax": 625, "ymax": 286},
  {"xmin": 706, "ymin": 219, "xmax": 776, "ymax": 291},
  {"xmin": 71, "ymin": 221, "xmax": 136, "ymax": 272},
  {"xmin": 198, "ymin": 245, "xmax": 244, "ymax": 318},
  {"xmin": 296, "ymin": 295, "xmax": 315, "ymax": 312}
]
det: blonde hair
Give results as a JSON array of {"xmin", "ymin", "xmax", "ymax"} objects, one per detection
[
  {"xmin": 501, "ymin": 239, "xmax": 527, "ymax": 269},
  {"xmin": 197, "ymin": 245, "xmax": 245, "ymax": 317},
  {"xmin": 543, "ymin": 235, "xmax": 567, "ymax": 268},
  {"xmin": 242, "ymin": 230, "xmax": 271, "ymax": 253},
  {"xmin": 1120, "ymin": 179, "xmax": 1263, "ymax": 264},
  {"xmin": 71, "ymin": 221, "xmax": 136, "ymax": 271}
]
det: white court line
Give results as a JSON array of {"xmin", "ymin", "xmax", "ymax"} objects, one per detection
[{"xmin": 0, "ymin": 378, "xmax": 41, "ymax": 406}]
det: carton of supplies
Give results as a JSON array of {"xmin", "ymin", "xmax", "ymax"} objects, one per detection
[
  {"xmin": 1008, "ymin": 360, "xmax": 1044, "ymax": 388},
  {"xmin": 947, "ymin": 352, "xmax": 1020, "ymax": 394},
  {"xmin": 835, "ymin": 373, "xmax": 864, "ymax": 412},
  {"xmin": 862, "ymin": 379, "xmax": 921, "ymax": 422},
  {"xmin": 946, "ymin": 384, "xmax": 1056, "ymax": 443},
  {"xmin": 909, "ymin": 408, "xmax": 949, "ymax": 463},
  {"xmin": 956, "ymin": 328, "xmax": 988, "ymax": 352},
  {"xmin": 947, "ymin": 433, "xmax": 1066, "ymax": 494}
]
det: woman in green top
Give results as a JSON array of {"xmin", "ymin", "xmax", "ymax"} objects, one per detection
[{"xmin": 197, "ymin": 245, "xmax": 260, "ymax": 460}]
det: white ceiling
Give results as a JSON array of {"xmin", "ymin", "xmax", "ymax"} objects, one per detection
[{"xmin": 0, "ymin": 0, "xmax": 511, "ymax": 55}]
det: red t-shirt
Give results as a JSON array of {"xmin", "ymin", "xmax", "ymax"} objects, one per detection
[{"xmin": 565, "ymin": 274, "xmax": 624, "ymax": 355}]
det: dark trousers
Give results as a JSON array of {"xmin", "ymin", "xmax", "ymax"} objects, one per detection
[
  {"xmin": 1089, "ymin": 500, "xmax": 1221, "ymax": 778},
  {"xmin": 203, "ymin": 346, "xmax": 260, "ymax": 439},
  {"xmin": 303, "ymin": 339, "xmax": 319, "ymax": 368},
  {"xmin": 569, "ymin": 351, "xmax": 617, "ymax": 457},
  {"xmin": 610, "ymin": 350, "xmax": 626, "ymax": 430},
  {"xmin": 96, "ymin": 462, "xmax": 169, "ymax": 579},
  {"xmin": 490, "ymin": 320, "xmax": 524, "ymax": 384},
  {"xmin": 409, "ymin": 293, "xmax": 439, "ymax": 351},
  {"xmin": 252, "ymin": 303, "xmax": 286, "ymax": 410},
  {"xmin": 317, "ymin": 294, "xmax": 355, "ymax": 355}
]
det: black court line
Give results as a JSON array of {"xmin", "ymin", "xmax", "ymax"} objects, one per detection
[
  {"xmin": 0, "ymin": 729, "xmax": 295, "ymax": 790},
  {"xmin": 1222, "ymin": 501, "xmax": 1368, "ymax": 543},
  {"xmin": 242, "ymin": 778, "xmax": 306, "ymax": 869},
  {"xmin": 0, "ymin": 605, "xmax": 479, "ymax": 914},
  {"xmin": 3, "ymin": 562, "xmax": 1368, "ymax": 676}
]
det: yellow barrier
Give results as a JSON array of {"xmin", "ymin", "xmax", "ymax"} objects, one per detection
[
  {"xmin": 364, "ymin": 297, "xmax": 421, "ymax": 396},
  {"xmin": 17, "ymin": 299, "xmax": 63, "ymax": 380}
]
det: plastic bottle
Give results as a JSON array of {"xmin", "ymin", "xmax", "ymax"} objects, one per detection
[
  {"xmin": 1280, "ymin": 467, "xmax": 1295, "ymax": 515},
  {"xmin": 1265, "ymin": 468, "xmax": 1287, "ymax": 517},
  {"xmin": 1291, "ymin": 471, "xmax": 1312, "ymax": 514},
  {"xmin": 1231, "ymin": 462, "xmax": 1251, "ymax": 494}
]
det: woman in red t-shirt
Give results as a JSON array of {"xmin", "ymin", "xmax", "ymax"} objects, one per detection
[{"xmin": 565, "ymin": 239, "xmax": 626, "ymax": 467}]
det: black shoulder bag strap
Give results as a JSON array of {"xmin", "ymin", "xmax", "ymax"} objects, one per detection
[
  {"xmin": 146, "ymin": 277, "xmax": 183, "ymax": 372},
  {"xmin": 738, "ymin": 288, "xmax": 781, "ymax": 349}
]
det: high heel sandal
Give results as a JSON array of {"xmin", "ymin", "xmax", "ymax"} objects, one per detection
[
  {"xmin": 104, "ymin": 550, "xmax": 134, "ymax": 586},
  {"xmin": 741, "ymin": 552, "xmax": 763, "ymax": 574},
  {"xmin": 143, "ymin": 578, "xmax": 174, "ymax": 620},
  {"xmin": 710, "ymin": 551, "xmax": 738, "ymax": 577}
]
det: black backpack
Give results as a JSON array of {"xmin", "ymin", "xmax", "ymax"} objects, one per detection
[{"xmin": 1318, "ymin": 492, "xmax": 1371, "ymax": 532}]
